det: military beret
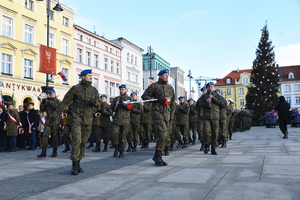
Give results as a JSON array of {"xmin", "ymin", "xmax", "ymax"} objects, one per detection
[
  {"xmin": 131, "ymin": 91, "xmax": 137, "ymax": 96},
  {"xmin": 100, "ymin": 94, "xmax": 107, "ymax": 99},
  {"xmin": 215, "ymin": 89, "xmax": 220, "ymax": 93},
  {"xmin": 119, "ymin": 84, "xmax": 126, "ymax": 89},
  {"xmin": 187, "ymin": 98, "xmax": 193, "ymax": 102},
  {"xmin": 49, "ymin": 89, "xmax": 56, "ymax": 94},
  {"xmin": 178, "ymin": 96, "xmax": 185, "ymax": 100},
  {"xmin": 157, "ymin": 69, "xmax": 169, "ymax": 76},
  {"xmin": 80, "ymin": 69, "xmax": 92, "ymax": 76},
  {"xmin": 201, "ymin": 86, "xmax": 207, "ymax": 91},
  {"xmin": 206, "ymin": 82, "xmax": 214, "ymax": 88}
]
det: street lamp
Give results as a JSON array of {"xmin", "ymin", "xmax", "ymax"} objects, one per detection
[
  {"xmin": 187, "ymin": 69, "xmax": 193, "ymax": 98},
  {"xmin": 145, "ymin": 46, "xmax": 155, "ymax": 80},
  {"xmin": 37, "ymin": 0, "xmax": 63, "ymax": 93}
]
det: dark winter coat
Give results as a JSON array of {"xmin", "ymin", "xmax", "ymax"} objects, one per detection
[
  {"xmin": 27, "ymin": 108, "xmax": 39, "ymax": 130},
  {"xmin": 6, "ymin": 109, "xmax": 20, "ymax": 137},
  {"xmin": 274, "ymin": 97, "xmax": 290, "ymax": 121},
  {"xmin": 0, "ymin": 111, "xmax": 7, "ymax": 135}
]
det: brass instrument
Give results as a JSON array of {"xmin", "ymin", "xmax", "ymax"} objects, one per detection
[
  {"xmin": 62, "ymin": 113, "xmax": 68, "ymax": 126},
  {"xmin": 34, "ymin": 93, "xmax": 48, "ymax": 102},
  {"xmin": 227, "ymin": 98, "xmax": 236, "ymax": 109},
  {"xmin": 95, "ymin": 112, "xmax": 101, "ymax": 126}
]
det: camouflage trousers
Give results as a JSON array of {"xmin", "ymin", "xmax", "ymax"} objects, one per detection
[
  {"xmin": 41, "ymin": 124, "xmax": 59, "ymax": 149},
  {"xmin": 112, "ymin": 125, "xmax": 128, "ymax": 150},
  {"xmin": 197, "ymin": 119, "xmax": 204, "ymax": 143},
  {"xmin": 140, "ymin": 123, "xmax": 152, "ymax": 143},
  {"xmin": 219, "ymin": 119, "xmax": 228, "ymax": 140},
  {"xmin": 189, "ymin": 123, "xmax": 197, "ymax": 140},
  {"xmin": 70, "ymin": 123, "xmax": 92, "ymax": 161},
  {"xmin": 127, "ymin": 123, "xmax": 140, "ymax": 145},
  {"xmin": 175, "ymin": 125, "xmax": 189, "ymax": 142},
  {"xmin": 94, "ymin": 126, "xmax": 110, "ymax": 145},
  {"xmin": 203, "ymin": 119, "xmax": 219, "ymax": 147},
  {"xmin": 153, "ymin": 119, "xmax": 169, "ymax": 154},
  {"xmin": 62, "ymin": 124, "xmax": 71, "ymax": 146},
  {"xmin": 170, "ymin": 123, "xmax": 177, "ymax": 145},
  {"xmin": 228, "ymin": 120, "xmax": 234, "ymax": 137}
]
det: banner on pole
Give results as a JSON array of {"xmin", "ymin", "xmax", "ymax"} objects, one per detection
[{"xmin": 39, "ymin": 44, "xmax": 56, "ymax": 75}]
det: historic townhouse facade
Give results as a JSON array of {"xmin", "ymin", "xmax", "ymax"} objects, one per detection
[
  {"xmin": 111, "ymin": 37, "xmax": 144, "ymax": 97},
  {"xmin": 74, "ymin": 25, "xmax": 122, "ymax": 103},
  {"xmin": 0, "ymin": 0, "xmax": 74, "ymax": 110}
]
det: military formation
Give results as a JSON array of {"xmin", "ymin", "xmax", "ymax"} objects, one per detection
[{"xmin": 32, "ymin": 69, "xmax": 252, "ymax": 175}]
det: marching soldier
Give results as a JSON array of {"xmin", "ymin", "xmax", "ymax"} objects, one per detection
[
  {"xmin": 175, "ymin": 96, "xmax": 189, "ymax": 148},
  {"xmin": 37, "ymin": 89, "xmax": 60, "ymax": 158},
  {"xmin": 196, "ymin": 82, "xmax": 227, "ymax": 155},
  {"xmin": 142, "ymin": 69, "xmax": 175, "ymax": 166},
  {"xmin": 228, "ymin": 110, "xmax": 236, "ymax": 140},
  {"xmin": 126, "ymin": 92, "xmax": 143, "ymax": 152},
  {"xmin": 239, "ymin": 108, "xmax": 246, "ymax": 132},
  {"xmin": 188, "ymin": 99, "xmax": 197, "ymax": 145},
  {"xmin": 140, "ymin": 102, "xmax": 152, "ymax": 149},
  {"xmin": 169, "ymin": 105, "xmax": 177, "ymax": 151},
  {"xmin": 93, "ymin": 94, "xmax": 112, "ymax": 152},
  {"xmin": 197, "ymin": 86, "xmax": 206, "ymax": 151},
  {"xmin": 49, "ymin": 69, "xmax": 102, "ymax": 175},
  {"xmin": 110, "ymin": 84, "xmax": 131, "ymax": 158}
]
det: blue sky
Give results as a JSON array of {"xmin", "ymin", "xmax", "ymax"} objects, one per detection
[{"xmin": 60, "ymin": 0, "xmax": 300, "ymax": 97}]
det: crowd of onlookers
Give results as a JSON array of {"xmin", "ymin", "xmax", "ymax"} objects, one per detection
[{"xmin": 263, "ymin": 108, "xmax": 300, "ymax": 128}]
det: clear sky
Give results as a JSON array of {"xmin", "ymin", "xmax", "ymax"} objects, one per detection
[{"xmin": 60, "ymin": 0, "xmax": 300, "ymax": 97}]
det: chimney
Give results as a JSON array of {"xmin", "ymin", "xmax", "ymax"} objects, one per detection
[{"xmin": 237, "ymin": 68, "xmax": 239, "ymax": 73}]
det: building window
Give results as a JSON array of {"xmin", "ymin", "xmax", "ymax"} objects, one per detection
[
  {"xmin": 143, "ymin": 62, "xmax": 145, "ymax": 70},
  {"xmin": 116, "ymin": 51, "xmax": 119, "ymax": 56},
  {"xmin": 2, "ymin": 16, "xmax": 13, "ymax": 37},
  {"xmin": 226, "ymin": 78, "xmax": 231, "ymax": 84},
  {"xmin": 63, "ymin": 17, "xmax": 69, "ymax": 26},
  {"xmin": 127, "ymin": 72, "xmax": 130, "ymax": 81},
  {"xmin": 49, "ymin": 10, "xmax": 54, "ymax": 20},
  {"xmin": 24, "ymin": 59, "xmax": 32, "ymax": 78},
  {"xmin": 131, "ymin": 55, "xmax": 133, "ymax": 64},
  {"xmin": 94, "ymin": 54, "xmax": 98, "ymax": 68},
  {"xmin": 88, "ymin": 39, "xmax": 91, "ymax": 45},
  {"xmin": 127, "ymin": 53, "xmax": 130, "ymax": 62},
  {"xmin": 285, "ymin": 85, "xmax": 291, "ymax": 92},
  {"xmin": 111, "ymin": 61, "xmax": 114, "ymax": 73},
  {"xmin": 116, "ymin": 63, "xmax": 119, "ymax": 74},
  {"xmin": 79, "ymin": 35, "xmax": 83, "ymax": 41},
  {"xmin": 104, "ymin": 58, "xmax": 108, "ymax": 70},
  {"xmin": 86, "ymin": 52, "xmax": 91, "ymax": 66},
  {"xmin": 240, "ymin": 99, "xmax": 245, "ymax": 107},
  {"xmin": 77, "ymin": 48, "xmax": 82, "ymax": 63},
  {"xmin": 24, "ymin": 24, "xmax": 33, "ymax": 43},
  {"xmin": 93, "ymin": 78, "xmax": 99, "ymax": 90},
  {"xmin": 220, "ymin": 89, "xmax": 223, "ymax": 95},
  {"xmin": 105, "ymin": 81, "xmax": 108, "ymax": 94},
  {"xmin": 62, "ymin": 68, "xmax": 69, "ymax": 84},
  {"xmin": 1, "ymin": 54, "xmax": 12, "ymax": 75},
  {"xmin": 288, "ymin": 72, "xmax": 294, "ymax": 79},
  {"xmin": 94, "ymin": 41, "xmax": 96, "ymax": 47},
  {"xmin": 135, "ymin": 56, "xmax": 137, "ymax": 65},
  {"xmin": 62, "ymin": 39, "xmax": 69, "ymax": 55},
  {"xmin": 110, "ymin": 48, "xmax": 113, "ymax": 53},
  {"xmin": 110, "ymin": 82, "xmax": 115, "ymax": 96},
  {"xmin": 295, "ymin": 84, "xmax": 300, "ymax": 92},
  {"xmin": 49, "ymin": 33, "xmax": 54, "ymax": 48},
  {"xmin": 286, "ymin": 97, "xmax": 291, "ymax": 104},
  {"xmin": 296, "ymin": 96, "xmax": 300, "ymax": 105},
  {"xmin": 105, "ymin": 46, "xmax": 108, "ymax": 51},
  {"xmin": 242, "ymin": 76, "xmax": 249, "ymax": 85},
  {"xmin": 25, "ymin": 0, "xmax": 34, "ymax": 10},
  {"xmin": 227, "ymin": 89, "xmax": 231, "ymax": 95},
  {"xmin": 239, "ymin": 88, "xmax": 244, "ymax": 95}
]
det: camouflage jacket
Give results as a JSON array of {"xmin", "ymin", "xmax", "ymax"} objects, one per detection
[
  {"xmin": 99, "ymin": 101, "xmax": 112, "ymax": 127},
  {"xmin": 40, "ymin": 97, "xmax": 60, "ymax": 125},
  {"xmin": 140, "ymin": 102, "xmax": 151, "ymax": 124},
  {"xmin": 189, "ymin": 104, "xmax": 198, "ymax": 124},
  {"xmin": 141, "ymin": 78, "xmax": 175, "ymax": 123},
  {"xmin": 111, "ymin": 93, "xmax": 131, "ymax": 126},
  {"xmin": 176, "ymin": 103, "xmax": 189, "ymax": 125},
  {"xmin": 130, "ymin": 100, "xmax": 143, "ymax": 124},
  {"xmin": 196, "ymin": 91, "xmax": 227, "ymax": 120},
  {"xmin": 52, "ymin": 81, "xmax": 101, "ymax": 126}
]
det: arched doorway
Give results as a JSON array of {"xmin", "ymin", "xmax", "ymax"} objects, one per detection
[{"xmin": 23, "ymin": 97, "xmax": 32, "ymax": 111}]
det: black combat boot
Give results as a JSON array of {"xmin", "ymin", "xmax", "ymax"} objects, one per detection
[
  {"xmin": 145, "ymin": 142, "xmax": 149, "ymax": 149},
  {"xmin": 62, "ymin": 145, "xmax": 70, "ymax": 153},
  {"xmin": 152, "ymin": 151, "xmax": 163, "ymax": 166},
  {"xmin": 211, "ymin": 146, "xmax": 218, "ymax": 155},
  {"xmin": 103, "ymin": 143, "xmax": 108, "ymax": 152},
  {"xmin": 119, "ymin": 149, "xmax": 124, "ymax": 158},
  {"xmin": 37, "ymin": 148, "xmax": 47, "ymax": 158},
  {"xmin": 283, "ymin": 131, "xmax": 288, "ymax": 139},
  {"xmin": 200, "ymin": 143, "xmax": 204, "ymax": 151},
  {"xmin": 229, "ymin": 134, "xmax": 232, "ymax": 140},
  {"xmin": 176, "ymin": 140, "xmax": 183, "ymax": 148},
  {"xmin": 204, "ymin": 144, "xmax": 209, "ymax": 154},
  {"xmin": 51, "ymin": 148, "xmax": 57, "ymax": 157},
  {"xmin": 126, "ymin": 142, "xmax": 132, "ymax": 152},
  {"xmin": 86, "ymin": 142, "xmax": 94, "ymax": 148},
  {"xmin": 182, "ymin": 140, "xmax": 187, "ymax": 148},
  {"xmin": 132, "ymin": 143, "xmax": 137, "ymax": 152},
  {"xmin": 93, "ymin": 143, "xmax": 101, "ymax": 152},
  {"xmin": 169, "ymin": 144, "xmax": 174, "ymax": 151},
  {"xmin": 113, "ymin": 147, "xmax": 119, "ymax": 157},
  {"xmin": 78, "ymin": 161, "xmax": 83, "ymax": 173},
  {"xmin": 159, "ymin": 152, "xmax": 168, "ymax": 166},
  {"xmin": 71, "ymin": 161, "xmax": 79, "ymax": 175},
  {"xmin": 192, "ymin": 136, "xmax": 196, "ymax": 145},
  {"xmin": 221, "ymin": 138, "xmax": 227, "ymax": 148},
  {"xmin": 164, "ymin": 146, "xmax": 169, "ymax": 156}
]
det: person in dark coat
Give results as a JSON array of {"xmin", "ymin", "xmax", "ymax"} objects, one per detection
[
  {"xmin": 17, "ymin": 105, "xmax": 27, "ymax": 150},
  {"xmin": 27, "ymin": 103, "xmax": 39, "ymax": 150},
  {"xmin": 6, "ymin": 103, "xmax": 20, "ymax": 152},
  {"xmin": 274, "ymin": 96, "xmax": 291, "ymax": 139},
  {"xmin": 0, "ymin": 105, "xmax": 7, "ymax": 151}
]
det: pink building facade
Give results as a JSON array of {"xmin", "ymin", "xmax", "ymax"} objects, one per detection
[{"xmin": 73, "ymin": 25, "xmax": 123, "ymax": 103}]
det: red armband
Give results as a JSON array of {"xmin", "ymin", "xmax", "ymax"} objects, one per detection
[{"xmin": 127, "ymin": 104, "xmax": 132, "ymax": 109}]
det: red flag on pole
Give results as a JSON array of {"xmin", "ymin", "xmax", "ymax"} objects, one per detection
[{"xmin": 39, "ymin": 44, "xmax": 56, "ymax": 75}]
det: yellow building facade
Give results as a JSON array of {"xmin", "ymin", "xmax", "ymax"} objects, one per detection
[
  {"xmin": 0, "ymin": 0, "xmax": 74, "ymax": 110},
  {"xmin": 214, "ymin": 69, "xmax": 252, "ymax": 110}
]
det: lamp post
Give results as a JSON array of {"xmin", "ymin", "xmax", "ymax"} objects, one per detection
[
  {"xmin": 37, "ymin": 0, "xmax": 63, "ymax": 93},
  {"xmin": 187, "ymin": 69, "xmax": 193, "ymax": 98},
  {"xmin": 145, "ymin": 46, "xmax": 155, "ymax": 80}
]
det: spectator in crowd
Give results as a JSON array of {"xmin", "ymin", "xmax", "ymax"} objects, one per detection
[
  {"xmin": 6, "ymin": 103, "xmax": 20, "ymax": 152},
  {"xmin": 0, "ymin": 105, "xmax": 7, "ymax": 152},
  {"xmin": 26, "ymin": 103, "xmax": 39, "ymax": 150},
  {"xmin": 17, "ymin": 105, "xmax": 27, "ymax": 150},
  {"xmin": 38, "ymin": 111, "xmax": 46, "ymax": 148}
]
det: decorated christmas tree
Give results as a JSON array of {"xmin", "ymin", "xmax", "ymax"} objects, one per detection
[{"xmin": 246, "ymin": 22, "xmax": 279, "ymax": 124}]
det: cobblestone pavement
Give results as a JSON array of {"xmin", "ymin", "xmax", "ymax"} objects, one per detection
[{"xmin": 1, "ymin": 126, "xmax": 300, "ymax": 200}]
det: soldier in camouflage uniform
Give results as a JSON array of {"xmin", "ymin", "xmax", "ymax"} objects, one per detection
[
  {"xmin": 93, "ymin": 94, "xmax": 112, "ymax": 152},
  {"xmin": 37, "ymin": 89, "xmax": 60, "ymax": 158},
  {"xmin": 62, "ymin": 103, "xmax": 72, "ymax": 153},
  {"xmin": 228, "ymin": 110, "xmax": 236, "ymax": 140},
  {"xmin": 126, "ymin": 92, "xmax": 143, "ymax": 152},
  {"xmin": 110, "ymin": 84, "xmax": 132, "ymax": 158},
  {"xmin": 142, "ymin": 69, "xmax": 175, "ymax": 166},
  {"xmin": 175, "ymin": 96, "xmax": 189, "ymax": 148},
  {"xmin": 197, "ymin": 86, "xmax": 207, "ymax": 151},
  {"xmin": 238, "ymin": 108, "xmax": 246, "ymax": 132},
  {"xmin": 50, "ymin": 69, "xmax": 102, "ymax": 175},
  {"xmin": 188, "ymin": 99, "xmax": 197, "ymax": 145},
  {"xmin": 169, "ymin": 105, "xmax": 177, "ymax": 151},
  {"xmin": 196, "ymin": 82, "xmax": 227, "ymax": 155},
  {"xmin": 140, "ymin": 102, "xmax": 152, "ymax": 149}
]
